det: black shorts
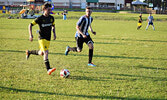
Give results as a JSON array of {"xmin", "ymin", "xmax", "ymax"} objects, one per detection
[
  {"xmin": 149, "ymin": 22, "xmax": 153, "ymax": 25},
  {"xmin": 75, "ymin": 35, "xmax": 94, "ymax": 50}
]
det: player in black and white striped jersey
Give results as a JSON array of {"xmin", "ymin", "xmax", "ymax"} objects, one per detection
[{"xmin": 65, "ymin": 7, "xmax": 96, "ymax": 67}]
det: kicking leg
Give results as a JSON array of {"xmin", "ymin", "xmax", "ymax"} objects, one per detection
[{"xmin": 43, "ymin": 50, "xmax": 56, "ymax": 75}]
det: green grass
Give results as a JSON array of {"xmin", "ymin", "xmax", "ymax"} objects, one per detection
[{"xmin": 0, "ymin": 12, "xmax": 167, "ymax": 99}]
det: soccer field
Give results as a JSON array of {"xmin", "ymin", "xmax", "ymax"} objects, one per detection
[{"xmin": 0, "ymin": 12, "xmax": 167, "ymax": 99}]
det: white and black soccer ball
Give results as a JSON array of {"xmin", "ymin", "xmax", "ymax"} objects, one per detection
[{"xmin": 60, "ymin": 69, "xmax": 70, "ymax": 78}]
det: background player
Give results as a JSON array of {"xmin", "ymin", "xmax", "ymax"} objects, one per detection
[
  {"xmin": 146, "ymin": 13, "xmax": 155, "ymax": 30},
  {"xmin": 137, "ymin": 13, "xmax": 143, "ymax": 30},
  {"xmin": 65, "ymin": 7, "xmax": 96, "ymax": 67},
  {"xmin": 26, "ymin": 2, "xmax": 56, "ymax": 75}
]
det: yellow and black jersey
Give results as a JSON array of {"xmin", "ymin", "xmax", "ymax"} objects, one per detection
[
  {"xmin": 31, "ymin": 15, "xmax": 55, "ymax": 41},
  {"xmin": 138, "ymin": 15, "xmax": 142, "ymax": 23}
]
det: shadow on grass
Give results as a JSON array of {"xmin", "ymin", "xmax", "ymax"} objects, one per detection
[
  {"xmin": 0, "ymin": 86, "xmax": 160, "ymax": 100},
  {"xmin": 1, "ymin": 37, "xmax": 167, "ymax": 44},
  {"xmin": 110, "ymin": 73, "xmax": 167, "ymax": 82},
  {"xmin": 135, "ymin": 65, "xmax": 167, "ymax": 71},
  {"xmin": 0, "ymin": 37, "xmax": 123, "ymax": 45},
  {"xmin": 0, "ymin": 49, "xmax": 167, "ymax": 61},
  {"xmin": 55, "ymin": 40, "xmax": 124, "ymax": 45},
  {"xmin": 69, "ymin": 75, "xmax": 111, "ymax": 82},
  {"xmin": 95, "ymin": 37, "xmax": 167, "ymax": 43}
]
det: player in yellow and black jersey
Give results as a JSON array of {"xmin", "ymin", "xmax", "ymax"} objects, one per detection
[
  {"xmin": 137, "ymin": 13, "xmax": 143, "ymax": 30},
  {"xmin": 26, "ymin": 2, "xmax": 56, "ymax": 75}
]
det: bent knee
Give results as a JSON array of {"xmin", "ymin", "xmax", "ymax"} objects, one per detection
[
  {"xmin": 40, "ymin": 52, "xmax": 44, "ymax": 56},
  {"xmin": 77, "ymin": 48, "xmax": 82, "ymax": 52},
  {"xmin": 77, "ymin": 50, "xmax": 82, "ymax": 52},
  {"xmin": 89, "ymin": 46, "xmax": 94, "ymax": 49}
]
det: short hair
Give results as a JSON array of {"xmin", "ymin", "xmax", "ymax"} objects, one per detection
[
  {"xmin": 43, "ymin": 2, "xmax": 51, "ymax": 10},
  {"xmin": 86, "ymin": 7, "xmax": 92, "ymax": 10}
]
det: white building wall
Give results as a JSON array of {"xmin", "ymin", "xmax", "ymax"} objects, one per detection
[
  {"xmin": 0, "ymin": 0, "xmax": 124, "ymax": 9},
  {"xmin": 116, "ymin": 0, "xmax": 124, "ymax": 4},
  {"xmin": 99, "ymin": 0, "xmax": 115, "ymax": 3},
  {"xmin": 0, "ymin": 0, "xmax": 27, "ymax": 5},
  {"xmin": 52, "ymin": 0, "xmax": 86, "ymax": 8}
]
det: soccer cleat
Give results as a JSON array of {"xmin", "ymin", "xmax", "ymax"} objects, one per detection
[
  {"xmin": 88, "ymin": 63, "xmax": 96, "ymax": 67},
  {"xmin": 26, "ymin": 50, "xmax": 30, "ymax": 60},
  {"xmin": 65, "ymin": 46, "xmax": 70, "ymax": 56},
  {"xmin": 47, "ymin": 68, "xmax": 56, "ymax": 75}
]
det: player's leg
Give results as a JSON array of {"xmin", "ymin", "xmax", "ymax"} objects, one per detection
[
  {"xmin": 26, "ymin": 50, "xmax": 40, "ymax": 60},
  {"xmin": 39, "ymin": 39, "xmax": 56, "ymax": 75},
  {"xmin": 137, "ymin": 26, "xmax": 141, "ymax": 30},
  {"xmin": 137, "ymin": 23, "xmax": 142, "ymax": 30},
  {"xmin": 43, "ymin": 50, "xmax": 55, "ymax": 75},
  {"xmin": 65, "ymin": 37, "xmax": 83, "ymax": 55},
  {"xmin": 146, "ymin": 23, "xmax": 149, "ymax": 30},
  {"xmin": 65, "ymin": 46, "xmax": 77, "ymax": 55},
  {"xmin": 86, "ymin": 36, "xmax": 96, "ymax": 67},
  {"xmin": 152, "ymin": 24, "xmax": 155, "ymax": 30},
  {"xmin": 87, "ymin": 42, "xmax": 96, "ymax": 67}
]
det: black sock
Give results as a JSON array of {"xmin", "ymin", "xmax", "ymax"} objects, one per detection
[
  {"xmin": 89, "ymin": 49, "xmax": 93, "ymax": 63},
  {"xmin": 45, "ymin": 59, "xmax": 51, "ymax": 71},
  {"xmin": 29, "ymin": 50, "xmax": 39, "ymax": 55},
  {"xmin": 137, "ymin": 26, "xmax": 141, "ymax": 30},
  {"xmin": 69, "ymin": 47, "xmax": 77, "ymax": 52}
]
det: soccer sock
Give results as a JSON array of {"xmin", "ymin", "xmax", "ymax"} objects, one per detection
[
  {"xmin": 137, "ymin": 26, "xmax": 140, "ymax": 30},
  {"xmin": 137, "ymin": 26, "xmax": 141, "ymax": 30},
  {"xmin": 69, "ymin": 47, "xmax": 77, "ymax": 52},
  {"xmin": 146, "ymin": 25, "xmax": 149, "ymax": 30},
  {"xmin": 152, "ymin": 25, "xmax": 155, "ymax": 30},
  {"xmin": 29, "ymin": 50, "xmax": 39, "ymax": 55},
  {"xmin": 88, "ymin": 49, "xmax": 93, "ymax": 63},
  {"xmin": 44, "ymin": 59, "xmax": 51, "ymax": 71}
]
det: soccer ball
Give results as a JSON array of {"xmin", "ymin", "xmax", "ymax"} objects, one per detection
[{"xmin": 60, "ymin": 69, "xmax": 70, "ymax": 78}]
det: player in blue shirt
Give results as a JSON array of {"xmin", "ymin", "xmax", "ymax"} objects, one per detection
[
  {"xmin": 146, "ymin": 14, "xmax": 155, "ymax": 30},
  {"xmin": 65, "ymin": 7, "xmax": 96, "ymax": 67}
]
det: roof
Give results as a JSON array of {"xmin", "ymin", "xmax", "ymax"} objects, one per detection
[{"xmin": 132, "ymin": 0, "xmax": 148, "ymax": 6}]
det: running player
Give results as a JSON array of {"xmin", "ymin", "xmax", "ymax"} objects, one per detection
[
  {"xmin": 26, "ymin": 2, "xmax": 56, "ymax": 75},
  {"xmin": 137, "ymin": 13, "xmax": 143, "ymax": 30},
  {"xmin": 146, "ymin": 13, "xmax": 155, "ymax": 30},
  {"xmin": 65, "ymin": 7, "xmax": 96, "ymax": 67}
]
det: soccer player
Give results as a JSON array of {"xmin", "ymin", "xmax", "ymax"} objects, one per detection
[
  {"xmin": 137, "ymin": 13, "xmax": 143, "ymax": 30},
  {"xmin": 146, "ymin": 13, "xmax": 155, "ymax": 30},
  {"xmin": 65, "ymin": 7, "xmax": 96, "ymax": 67},
  {"xmin": 26, "ymin": 2, "xmax": 56, "ymax": 75}
]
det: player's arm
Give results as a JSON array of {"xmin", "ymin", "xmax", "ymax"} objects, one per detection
[
  {"xmin": 52, "ymin": 25, "xmax": 56, "ymax": 40},
  {"xmin": 28, "ymin": 19, "xmax": 38, "ymax": 41},
  {"xmin": 76, "ymin": 25, "xmax": 87, "ymax": 38},
  {"xmin": 28, "ymin": 17, "xmax": 41, "ymax": 41},
  {"xmin": 89, "ymin": 25, "xmax": 96, "ymax": 35},
  {"xmin": 28, "ymin": 23, "xmax": 33, "ymax": 41},
  {"xmin": 52, "ymin": 18, "xmax": 56, "ymax": 40}
]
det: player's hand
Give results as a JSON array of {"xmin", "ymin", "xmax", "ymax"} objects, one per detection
[
  {"xmin": 92, "ymin": 32, "xmax": 96, "ymax": 35},
  {"xmin": 29, "ymin": 35, "xmax": 33, "ymax": 42},
  {"xmin": 53, "ymin": 35, "xmax": 56, "ymax": 40},
  {"xmin": 83, "ymin": 35, "xmax": 87, "ymax": 38}
]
